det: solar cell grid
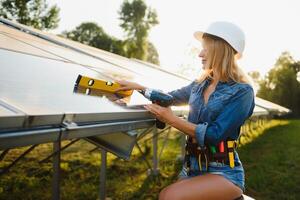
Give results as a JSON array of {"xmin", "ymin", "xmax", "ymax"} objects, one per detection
[
  {"xmin": 0, "ymin": 49, "xmax": 153, "ymax": 127},
  {"xmin": 0, "ymin": 31, "xmax": 66, "ymax": 61}
]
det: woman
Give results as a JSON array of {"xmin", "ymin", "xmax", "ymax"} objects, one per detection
[{"xmin": 117, "ymin": 21, "xmax": 255, "ymax": 200}]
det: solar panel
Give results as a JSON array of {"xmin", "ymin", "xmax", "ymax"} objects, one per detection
[
  {"xmin": 0, "ymin": 100, "xmax": 25, "ymax": 129},
  {"xmin": 0, "ymin": 24, "xmax": 138, "ymax": 80},
  {"xmin": 1, "ymin": 48, "xmax": 157, "ymax": 118},
  {"xmin": 0, "ymin": 48, "xmax": 155, "ymax": 157},
  {"xmin": 255, "ymin": 97, "xmax": 291, "ymax": 114},
  {"xmin": 0, "ymin": 19, "xmax": 191, "ymax": 92},
  {"xmin": 0, "ymin": 30, "xmax": 66, "ymax": 62},
  {"xmin": 42, "ymin": 35, "xmax": 191, "ymax": 91}
]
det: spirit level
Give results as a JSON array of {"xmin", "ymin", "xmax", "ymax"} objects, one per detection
[
  {"xmin": 75, "ymin": 75, "xmax": 133, "ymax": 97},
  {"xmin": 74, "ymin": 85, "xmax": 120, "ymax": 100},
  {"xmin": 74, "ymin": 85, "xmax": 131, "ymax": 106}
]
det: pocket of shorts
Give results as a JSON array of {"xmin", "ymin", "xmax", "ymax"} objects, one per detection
[{"xmin": 208, "ymin": 162, "xmax": 231, "ymax": 171}]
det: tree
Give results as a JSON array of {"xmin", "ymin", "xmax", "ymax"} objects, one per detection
[
  {"xmin": 62, "ymin": 1, "xmax": 160, "ymax": 65},
  {"xmin": 248, "ymin": 71, "xmax": 261, "ymax": 92},
  {"xmin": 146, "ymin": 41, "xmax": 159, "ymax": 65},
  {"xmin": 248, "ymin": 71, "xmax": 261, "ymax": 82},
  {"xmin": 62, "ymin": 22, "xmax": 126, "ymax": 56},
  {"xmin": 62, "ymin": 22, "xmax": 105, "ymax": 45},
  {"xmin": 257, "ymin": 52, "xmax": 300, "ymax": 117},
  {"xmin": 0, "ymin": 0, "xmax": 60, "ymax": 30},
  {"xmin": 119, "ymin": 0, "xmax": 159, "ymax": 61}
]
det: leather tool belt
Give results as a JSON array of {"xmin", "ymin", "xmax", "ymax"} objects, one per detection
[{"xmin": 184, "ymin": 139, "xmax": 237, "ymax": 175}]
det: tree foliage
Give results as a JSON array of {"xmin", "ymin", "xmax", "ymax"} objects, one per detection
[
  {"xmin": 146, "ymin": 41, "xmax": 159, "ymax": 65},
  {"xmin": 248, "ymin": 71, "xmax": 261, "ymax": 82},
  {"xmin": 257, "ymin": 52, "xmax": 300, "ymax": 117},
  {"xmin": 62, "ymin": 22, "xmax": 126, "ymax": 57},
  {"xmin": 63, "ymin": 0, "xmax": 160, "ymax": 65},
  {"xmin": 0, "ymin": 0, "xmax": 60, "ymax": 30},
  {"xmin": 119, "ymin": 0, "xmax": 159, "ymax": 61}
]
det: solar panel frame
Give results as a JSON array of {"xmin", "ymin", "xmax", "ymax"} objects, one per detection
[
  {"xmin": 0, "ymin": 100, "xmax": 26, "ymax": 129},
  {"xmin": 252, "ymin": 105, "xmax": 269, "ymax": 116},
  {"xmin": 0, "ymin": 127, "xmax": 62, "ymax": 149}
]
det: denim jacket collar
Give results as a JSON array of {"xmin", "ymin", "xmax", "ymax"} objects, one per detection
[{"xmin": 205, "ymin": 77, "xmax": 236, "ymax": 87}]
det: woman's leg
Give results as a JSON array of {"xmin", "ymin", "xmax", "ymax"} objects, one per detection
[{"xmin": 159, "ymin": 174, "xmax": 242, "ymax": 200}]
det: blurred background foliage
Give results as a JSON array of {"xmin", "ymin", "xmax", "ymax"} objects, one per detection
[{"xmin": 249, "ymin": 52, "xmax": 300, "ymax": 117}]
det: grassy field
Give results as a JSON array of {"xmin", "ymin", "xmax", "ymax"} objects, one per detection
[
  {"xmin": 0, "ymin": 119, "xmax": 299, "ymax": 200},
  {"xmin": 239, "ymin": 119, "xmax": 300, "ymax": 200}
]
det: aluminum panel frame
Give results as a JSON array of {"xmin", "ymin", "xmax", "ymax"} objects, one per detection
[{"xmin": 0, "ymin": 128, "xmax": 62, "ymax": 149}]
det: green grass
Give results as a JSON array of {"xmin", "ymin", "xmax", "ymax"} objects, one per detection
[
  {"xmin": 0, "ymin": 130, "xmax": 183, "ymax": 200},
  {"xmin": 0, "ymin": 120, "xmax": 299, "ymax": 200},
  {"xmin": 239, "ymin": 119, "xmax": 300, "ymax": 200}
]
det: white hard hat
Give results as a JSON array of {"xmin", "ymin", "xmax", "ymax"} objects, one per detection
[{"xmin": 194, "ymin": 21, "xmax": 245, "ymax": 59}]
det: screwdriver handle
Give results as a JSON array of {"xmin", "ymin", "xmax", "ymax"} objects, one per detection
[
  {"xmin": 227, "ymin": 141, "xmax": 235, "ymax": 168},
  {"xmin": 219, "ymin": 141, "xmax": 225, "ymax": 153}
]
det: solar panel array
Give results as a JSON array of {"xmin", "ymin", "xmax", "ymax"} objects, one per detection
[
  {"xmin": 0, "ymin": 18, "xmax": 190, "ymax": 158},
  {"xmin": 0, "ymin": 17, "xmax": 290, "ymax": 158}
]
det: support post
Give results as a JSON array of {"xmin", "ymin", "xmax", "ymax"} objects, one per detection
[
  {"xmin": 100, "ymin": 149, "xmax": 107, "ymax": 200},
  {"xmin": 52, "ymin": 140, "xmax": 61, "ymax": 200},
  {"xmin": 152, "ymin": 126, "xmax": 159, "ymax": 175}
]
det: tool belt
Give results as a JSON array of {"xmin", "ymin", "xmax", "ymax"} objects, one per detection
[{"xmin": 184, "ymin": 138, "xmax": 237, "ymax": 175}]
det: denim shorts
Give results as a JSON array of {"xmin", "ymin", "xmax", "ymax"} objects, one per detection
[{"xmin": 178, "ymin": 153, "xmax": 245, "ymax": 191}]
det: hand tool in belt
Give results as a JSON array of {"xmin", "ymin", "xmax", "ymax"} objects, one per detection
[
  {"xmin": 184, "ymin": 138, "xmax": 237, "ymax": 174},
  {"xmin": 227, "ymin": 141, "xmax": 235, "ymax": 168},
  {"xmin": 185, "ymin": 138, "xmax": 209, "ymax": 174}
]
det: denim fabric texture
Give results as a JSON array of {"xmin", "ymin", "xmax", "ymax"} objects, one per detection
[{"xmin": 167, "ymin": 78, "xmax": 255, "ymax": 191}]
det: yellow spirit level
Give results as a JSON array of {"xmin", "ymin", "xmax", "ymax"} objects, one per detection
[{"xmin": 75, "ymin": 75, "xmax": 133, "ymax": 97}]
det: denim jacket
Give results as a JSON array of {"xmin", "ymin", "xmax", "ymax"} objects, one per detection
[{"xmin": 167, "ymin": 78, "xmax": 255, "ymax": 147}]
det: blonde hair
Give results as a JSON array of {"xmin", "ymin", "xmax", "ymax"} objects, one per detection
[{"xmin": 197, "ymin": 33, "xmax": 252, "ymax": 85}]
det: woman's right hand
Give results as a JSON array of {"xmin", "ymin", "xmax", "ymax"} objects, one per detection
[{"xmin": 115, "ymin": 80, "xmax": 146, "ymax": 91}]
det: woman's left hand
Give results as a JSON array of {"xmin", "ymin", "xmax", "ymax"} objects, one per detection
[{"xmin": 144, "ymin": 104, "xmax": 176, "ymax": 124}]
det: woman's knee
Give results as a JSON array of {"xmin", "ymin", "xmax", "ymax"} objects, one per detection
[
  {"xmin": 159, "ymin": 186, "xmax": 173, "ymax": 200},
  {"xmin": 158, "ymin": 188, "xmax": 166, "ymax": 200},
  {"xmin": 159, "ymin": 185, "xmax": 183, "ymax": 200}
]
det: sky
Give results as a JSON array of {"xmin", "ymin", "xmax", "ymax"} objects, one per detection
[{"xmin": 49, "ymin": 0, "xmax": 300, "ymax": 78}]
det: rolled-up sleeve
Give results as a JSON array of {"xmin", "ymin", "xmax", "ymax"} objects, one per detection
[
  {"xmin": 168, "ymin": 81, "xmax": 196, "ymax": 106},
  {"xmin": 142, "ymin": 82, "xmax": 195, "ymax": 105},
  {"xmin": 195, "ymin": 86, "xmax": 255, "ymax": 146}
]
